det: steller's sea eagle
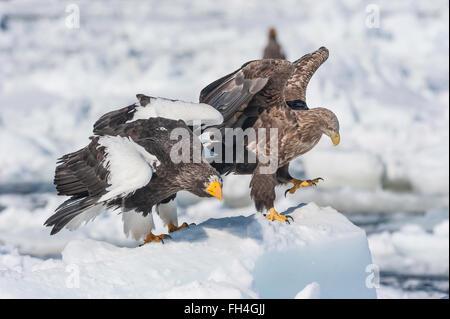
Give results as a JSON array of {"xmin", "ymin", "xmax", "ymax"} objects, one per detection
[
  {"xmin": 199, "ymin": 47, "xmax": 339, "ymax": 223},
  {"xmin": 45, "ymin": 96, "xmax": 223, "ymax": 245}
]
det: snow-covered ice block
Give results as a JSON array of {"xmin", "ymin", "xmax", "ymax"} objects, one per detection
[
  {"xmin": 295, "ymin": 282, "xmax": 321, "ymax": 299},
  {"xmin": 0, "ymin": 203, "xmax": 376, "ymax": 298},
  {"xmin": 252, "ymin": 204, "xmax": 376, "ymax": 298}
]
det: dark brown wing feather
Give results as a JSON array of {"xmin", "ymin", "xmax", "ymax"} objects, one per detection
[
  {"xmin": 113, "ymin": 117, "xmax": 196, "ymax": 165},
  {"xmin": 55, "ymin": 117, "xmax": 181, "ymax": 199},
  {"xmin": 53, "ymin": 138, "xmax": 109, "ymax": 198},
  {"xmin": 200, "ymin": 62, "xmax": 268, "ymax": 128},
  {"xmin": 200, "ymin": 59, "xmax": 294, "ymax": 177},
  {"xmin": 48, "ymin": 138, "xmax": 110, "ymax": 234},
  {"xmin": 93, "ymin": 94, "xmax": 152, "ymax": 136},
  {"xmin": 200, "ymin": 59, "xmax": 293, "ymax": 130},
  {"xmin": 49, "ymin": 118, "xmax": 179, "ymax": 234},
  {"xmin": 284, "ymin": 47, "xmax": 329, "ymax": 103},
  {"xmin": 93, "ymin": 104, "xmax": 137, "ymax": 136},
  {"xmin": 55, "ymin": 117, "xmax": 192, "ymax": 201}
]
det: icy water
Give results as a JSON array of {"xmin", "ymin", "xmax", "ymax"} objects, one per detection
[{"xmin": 346, "ymin": 212, "xmax": 449, "ymax": 298}]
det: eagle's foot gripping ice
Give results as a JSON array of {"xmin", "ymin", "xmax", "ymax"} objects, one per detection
[
  {"xmin": 285, "ymin": 177, "xmax": 323, "ymax": 196},
  {"xmin": 168, "ymin": 222, "xmax": 191, "ymax": 233},
  {"xmin": 140, "ymin": 232, "xmax": 171, "ymax": 246},
  {"xmin": 264, "ymin": 208, "xmax": 294, "ymax": 224}
]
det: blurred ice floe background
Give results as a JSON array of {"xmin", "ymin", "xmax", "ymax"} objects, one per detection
[{"xmin": 0, "ymin": 0, "xmax": 448, "ymax": 298}]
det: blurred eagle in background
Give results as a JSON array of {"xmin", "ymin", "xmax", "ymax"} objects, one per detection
[
  {"xmin": 263, "ymin": 27, "xmax": 286, "ymax": 59},
  {"xmin": 200, "ymin": 46, "xmax": 340, "ymax": 223}
]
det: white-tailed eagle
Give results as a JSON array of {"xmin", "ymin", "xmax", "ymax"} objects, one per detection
[{"xmin": 199, "ymin": 47, "xmax": 339, "ymax": 223}]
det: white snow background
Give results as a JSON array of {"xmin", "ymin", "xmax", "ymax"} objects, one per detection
[{"xmin": 0, "ymin": 0, "xmax": 448, "ymax": 298}]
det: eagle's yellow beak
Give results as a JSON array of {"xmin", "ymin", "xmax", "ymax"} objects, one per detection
[
  {"xmin": 206, "ymin": 181, "xmax": 223, "ymax": 200},
  {"xmin": 330, "ymin": 132, "xmax": 340, "ymax": 146}
]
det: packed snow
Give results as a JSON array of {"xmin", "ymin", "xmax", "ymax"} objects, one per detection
[
  {"xmin": 0, "ymin": 0, "xmax": 448, "ymax": 298},
  {"xmin": 0, "ymin": 203, "xmax": 377, "ymax": 298}
]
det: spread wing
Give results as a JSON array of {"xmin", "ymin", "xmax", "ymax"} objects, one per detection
[
  {"xmin": 199, "ymin": 59, "xmax": 294, "ymax": 130},
  {"xmin": 47, "ymin": 117, "xmax": 201, "ymax": 235},
  {"xmin": 112, "ymin": 117, "xmax": 203, "ymax": 166},
  {"xmin": 93, "ymin": 94, "xmax": 223, "ymax": 136},
  {"xmin": 48, "ymin": 134, "xmax": 158, "ymax": 234},
  {"xmin": 54, "ymin": 134, "xmax": 161, "ymax": 202},
  {"xmin": 199, "ymin": 62, "xmax": 268, "ymax": 128},
  {"xmin": 284, "ymin": 47, "xmax": 329, "ymax": 104},
  {"xmin": 53, "ymin": 139, "xmax": 110, "ymax": 199}
]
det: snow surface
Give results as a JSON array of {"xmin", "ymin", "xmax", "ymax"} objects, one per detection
[{"xmin": 0, "ymin": 203, "xmax": 376, "ymax": 299}]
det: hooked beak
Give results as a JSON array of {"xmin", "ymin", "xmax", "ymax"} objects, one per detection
[
  {"xmin": 330, "ymin": 132, "xmax": 340, "ymax": 146},
  {"xmin": 206, "ymin": 181, "xmax": 223, "ymax": 200}
]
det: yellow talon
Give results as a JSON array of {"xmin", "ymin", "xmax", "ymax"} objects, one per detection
[
  {"xmin": 168, "ymin": 222, "xmax": 190, "ymax": 233},
  {"xmin": 285, "ymin": 177, "xmax": 323, "ymax": 196},
  {"xmin": 264, "ymin": 207, "xmax": 293, "ymax": 224},
  {"xmin": 140, "ymin": 232, "xmax": 171, "ymax": 246}
]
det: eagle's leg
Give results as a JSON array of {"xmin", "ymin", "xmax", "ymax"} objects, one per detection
[
  {"xmin": 168, "ymin": 222, "xmax": 190, "ymax": 233},
  {"xmin": 156, "ymin": 197, "xmax": 193, "ymax": 234},
  {"xmin": 251, "ymin": 167, "xmax": 294, "ymax": 224},
  {"xmin": 140, "ymin": 232, "xmax": 171, "ymax": 246},
  {"xmin": 276, "ymin": 165, "xmax": 323, "ymax": 197},
  {"xmin": 285, "ymin": 177, "xmax": 323, "ymax": 196},
  {"xmin": 264, "ymin": 207, "xmax": 293, "ymax": 224}
]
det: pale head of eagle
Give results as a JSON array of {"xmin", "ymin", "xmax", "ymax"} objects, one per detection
[{"xmin": 314, "ymin": 107, "xmax": 340, "ymax": 146}]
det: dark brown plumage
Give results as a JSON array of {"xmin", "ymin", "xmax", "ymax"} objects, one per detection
[
  {"xmin": 285, "ymin": 46, "xmax": 329, "ymax": 103},
  {"xmin": 46, "ymin": 98, "xmax": 223, "ymax": 241},
  {"xmin": 263, "ymin": 28, "xmax": 286, "ymax": 60},
  {"xmin": 200, "ymin": 48, "xmax": 339, "ymax": 220}
]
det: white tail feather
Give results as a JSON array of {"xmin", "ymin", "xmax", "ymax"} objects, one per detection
[{"xmin": 122, "ymin": 211, "xmax": 154, "ymax": 241}]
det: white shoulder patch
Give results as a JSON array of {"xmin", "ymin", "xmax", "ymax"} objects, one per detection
[
  {"xmin": 129, "ymin": 97, "xmax": 223, "ymax": 126},
  {"xmin": 98, "ymin": 136, "xmax": 160, "ymax": 202}
]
